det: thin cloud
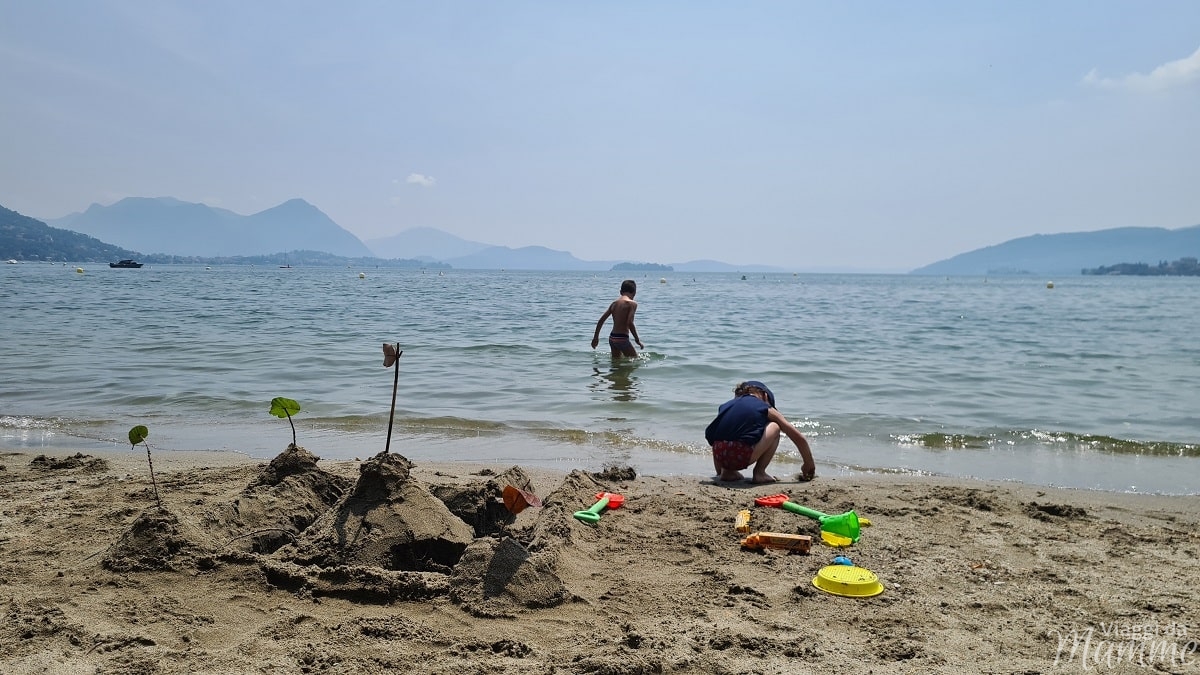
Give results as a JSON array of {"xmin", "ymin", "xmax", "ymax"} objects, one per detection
[
  {"xmin": 405, "ymin": 173, "xmax": 437, "ymax": 187},
  {"xmin": 1083, "ymin": 45, "xmax": 1200, "ymax": 91}
]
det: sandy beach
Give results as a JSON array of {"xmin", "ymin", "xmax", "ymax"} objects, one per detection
[{"xmin": 1, "ymin": 446, "xmax": 1197, "ymax": 674}]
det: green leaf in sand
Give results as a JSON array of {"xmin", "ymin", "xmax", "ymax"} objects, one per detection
[
  {"xmin": 128, "ymin": 425, "xmax": 149, "ymax": 447},
  {"xmin": 128, "ymin": 424, "xmax": 161, "ymax": 507},
  {"xmin": 269, "ymin": 397, "xmax": 301, "ymax": 419},
  {"xmin": 270, "ymin": 397, "xmax": 301, "ymax": 447}
]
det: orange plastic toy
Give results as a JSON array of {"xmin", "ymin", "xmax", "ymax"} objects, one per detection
[{"xmin": 740, "ymin": 531, "xmax": 812, "ymax": 553}]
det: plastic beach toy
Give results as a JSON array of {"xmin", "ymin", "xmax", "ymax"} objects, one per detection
[
  {"xmin": 739, "ymin": 532, "xmax": 812, "ymax": 553},
  {"xmin": 573, "ymin": 492, "xmax": 624, "ymax": 524},
  {"xmin": 754, "ymin": 494, "xmax": 861, "ymax": 544},
  {"xmin": 832, "ymin": 555, "xmax": 854, "ymax": 566},
  {"xmin": 734, "ymin": 509, "xmax": 752, "ymax": 533},
  {"xmin": 501, "ymin": 485, "xmax": 542, "ymax": 515},
  {"xmin": 812, "ymin": 564, "xmax": 884, "ymax": 597},
  {"xmin": 821, "ymin": 517, "xmax": 872, "ymax": 547},
  {"xmin": 821, "ymin": 531, "xmax": 854, "ymax": 548}
]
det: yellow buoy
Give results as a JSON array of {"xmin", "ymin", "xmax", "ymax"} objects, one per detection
[
  {"xmin": 1046, "ymin": 281, "xmax": 1054, "ymax": 289},
  {"xmin": 75, "ymin": 267, "xmax": 84, "ymax": 273}
]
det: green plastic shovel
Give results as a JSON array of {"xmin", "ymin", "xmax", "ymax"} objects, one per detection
[
  {"xmin": 754, "ymin": 493, "xmax": 860, "ymax": 543},
  {"xmin": 573, "ymin": 492, "xmax": 624, "ymax": 524}
]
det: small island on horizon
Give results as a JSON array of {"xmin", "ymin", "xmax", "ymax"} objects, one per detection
[{"xmin": 1082, "ymin": 257, "xmax": 1199, "ymax": 276}]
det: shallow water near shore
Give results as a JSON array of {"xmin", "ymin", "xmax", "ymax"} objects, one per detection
[{"xmin": 2, "ymin": 263, "xmax": 1197, "ymax": 493}]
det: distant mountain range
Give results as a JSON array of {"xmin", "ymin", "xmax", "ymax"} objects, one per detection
[
  {"xmin": 46, "ymin": 197, "xmax": 373, "ymax": 258},
  {"xmin": 364, "ymin": 225, "xmax": 779, "ymax": 272},
  {"xmin": 4, "ymin": 197, "xmax": 1197, "ymax": 274},
  {"xmin": 365, "ymin": 226, "xmax": 490, "ymax": 262},
  {"xmin": 31, "ymin": 198, "xmax": 787, "ymax": 272},
  {"xmin": 911, "ymin": 225, "xmax": 1200, "ymax": 276}
]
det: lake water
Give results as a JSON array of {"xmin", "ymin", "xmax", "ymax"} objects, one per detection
[{"xmin": 2, "ymin": 263, "xmax": 1197, "ymax": 494}]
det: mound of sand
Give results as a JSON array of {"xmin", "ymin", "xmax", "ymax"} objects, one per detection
[
  {"xmin": 29, "ymin": 452, "xmax": 108, "ymax": 472},
  {"xmin": 101, "ymin": 508, "xmax": 210, "ymax": 573},
  {"xmin": 274, "ymin": 451, "xmax": 476, "ymax": 573},
  {"xmin": 207, "ymin": 444, "xmax": 349, "ymax": 553}
]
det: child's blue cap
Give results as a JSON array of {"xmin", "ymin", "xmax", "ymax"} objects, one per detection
[{"xmin": 744, "ymin": 380, "xmax": 775, "ymax": 408}]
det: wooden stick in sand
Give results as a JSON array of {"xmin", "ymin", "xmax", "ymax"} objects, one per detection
[{"xmin": 382, "ymin": 342, "xmax": 403, "ymax": 454}]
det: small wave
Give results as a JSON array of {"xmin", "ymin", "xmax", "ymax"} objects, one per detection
[
  {"xmin": 313, "ymin": 414, "xmax": 510, "ymax": 437},
  {"xmin": 824, "ymin": 463, "xmax": 947, "ymax": 478},
  {"xmin": 0, "ymin": 414, "xmax": 129, "ymax": 450},
  {"xmin": 1024, "ymin": 430, "xmax": 1199, "ymax": 457},
  {"xmin": 895, "ymin": 429, "xmax": 1198, "ymax": 457},
  {"xmin": 0, "ymin": 415, "xmax": 118, "ymax": 432},
  {"xmin": 895, "ymin": 433, "xmax": 992, "ymax": 449},
  {"xmin": 460, "ymin": 343, "xmax": 529, "ymax": 354},
  {"xmin": 1, "ymin": 415, "xmax": 61, "ymax": 431}
]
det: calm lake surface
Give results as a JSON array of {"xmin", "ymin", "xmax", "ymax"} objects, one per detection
[{"xmin": 2, "ymin": 263, "xmax": 1197, "ymax": 494}]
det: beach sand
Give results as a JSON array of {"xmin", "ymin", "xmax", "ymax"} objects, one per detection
[{"xmin": 1, "ymin": 446, "xmax": 1197, "ymax": 674}]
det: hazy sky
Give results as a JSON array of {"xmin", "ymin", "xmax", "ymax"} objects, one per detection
[{"xmin": 2, "ymin": 2, "xmax": 1199, "ymax": 271}]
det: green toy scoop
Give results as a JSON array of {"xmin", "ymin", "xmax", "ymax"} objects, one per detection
[
  {"xmin": 573, "ymin": 492, "xmax": 624, "ymax": 524},
  {"xmin": 754, "ymin": 493, "xmax": 861, "ymax": 543}
]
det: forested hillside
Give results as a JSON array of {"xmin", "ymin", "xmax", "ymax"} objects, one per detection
[{"xmin": 1, "ymin": 205, "xmax": 138, "ymax": 262}]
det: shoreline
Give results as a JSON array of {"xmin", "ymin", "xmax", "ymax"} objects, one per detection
[
  {"xmin": 2, "ymin": 446, "xmax": 1198, "ymax": 673},
  {"xmin": 26, "ymin": 444, "xmax": 1196, "ymax": 505},
  {"xmin": 5, "ymin": 435, "xmax": 1196, "ymax": 497}
]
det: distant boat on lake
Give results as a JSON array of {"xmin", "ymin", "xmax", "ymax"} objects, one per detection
[{"xmin": 109, "ymin": 260, "xmax": 143, "ymax": 268}]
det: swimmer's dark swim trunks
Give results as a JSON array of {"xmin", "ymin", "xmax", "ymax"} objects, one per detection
[
  {"xmin": 608, "ymin": 332, "xmax": 633, "ymax": 350},
  {"xmin": 712, "ymin": 439, "xmax": 754, "ymax": 471}
]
